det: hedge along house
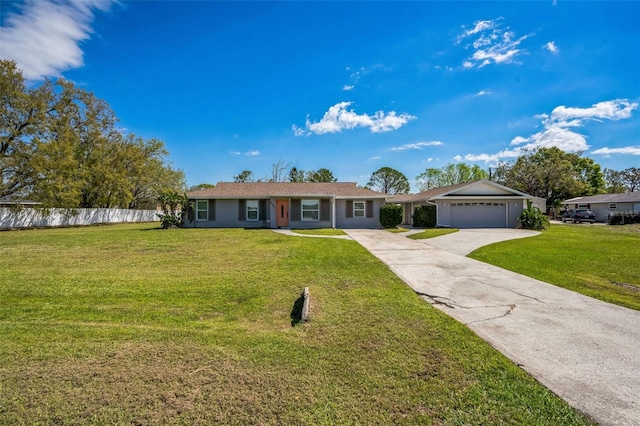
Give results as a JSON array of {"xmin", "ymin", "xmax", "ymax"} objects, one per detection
[
  {"xmin": 185, "ymin": 182, "xmax": 388, "ymax": 229},
  {"xmin": 562, "ymin": 192, "xmax": 640, "ymax": 222},
  {"xmin": 390, "ymin": 180, "xmax": 546, "ymax": 228}
]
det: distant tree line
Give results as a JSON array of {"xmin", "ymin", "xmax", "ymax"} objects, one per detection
[{"xmin": 1, "ymin": 59, "xmax": 185, "ymax": 209}]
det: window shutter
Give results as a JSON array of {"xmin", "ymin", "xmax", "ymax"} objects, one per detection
[
  {"xmin": 320, "ymin": 199, "xmax": 330, "ymax": 221},
  {"xmin": 366, "ymin": 200, "xmax": 373, "ymax": 218},
  {"xmin": 208, "ymin": 200, "xmax": 216, "ymax": 221},
  {"xmin": 346, "ymin": 200, "xmax": 353, "ymax": 218},
  {"xmin": 259, "ymin": 199, "xmax": 267, "ymax": 221},
  {"xmin": 291, "ymin": 199, "xmax": 301, "ymax": 221},
  {"xmin": 238, "ymin": 199, "xmax": 246, "ymax": 221}
]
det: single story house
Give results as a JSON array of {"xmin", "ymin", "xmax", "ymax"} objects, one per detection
[
  {"xmin": 390, "ymin": 180, "xmax": 546, "ymax": 228},
  {"xmin": 562, "ymin": 192, "xmax": 640, "ymax": 222},
  {"xmin": 185, "ymin": 182, "xmax": 388, "ymax": 229}
]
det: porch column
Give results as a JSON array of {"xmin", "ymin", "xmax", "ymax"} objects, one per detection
[{"xmin": 332, "ymin": 196, "xmax": 336, "ymax": 228}]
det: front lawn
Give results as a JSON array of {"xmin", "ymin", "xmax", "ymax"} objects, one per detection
[
  {"xmin": 0, "ymin": 224, "xmax": 592, "ymax": 424},
  {"xmin": 470, "ymin": 224, "xmax": 640, "ymax": 311}
]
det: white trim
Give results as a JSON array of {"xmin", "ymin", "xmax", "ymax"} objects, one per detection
[
  {"xmin": 301, "ymin": 199, "xmax": 320, "ymax": 222},
  {"xmin": 246, "ymin": 199, "xmax": 259, "ymax": 221},
  {"xmin": 195, "ymin": 200, "xmax": 208, "ymax": 221}
]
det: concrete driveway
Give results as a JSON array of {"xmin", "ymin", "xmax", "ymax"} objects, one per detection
[{"xmin": 345, "ymin": 229, "xmax": 640, "ymax": 426}]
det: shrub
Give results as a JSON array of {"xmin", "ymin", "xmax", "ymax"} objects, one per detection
[
  {"xmin": 519, "ymin": 200, "xmax": 549, "ymax": 230},
  {"xmin": 412, "ymin": 205, "xmax": 436, "ymax": 228},
  {"xmin": 379, "ymin": 204, "xmax": 403, "ymax": 228},
  {"xmin": 156, "ymin": 190, "xmax": 192, "ymax": 229}
]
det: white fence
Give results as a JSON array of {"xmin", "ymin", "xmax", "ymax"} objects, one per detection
[{"xmin": 0, "ymin": 207, "xmax": 159, "ymax": 229}]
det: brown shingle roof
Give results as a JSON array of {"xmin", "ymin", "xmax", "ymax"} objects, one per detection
[{"xmin": 187, "ymin": 182, "xmax": 388, "ymax": 199}]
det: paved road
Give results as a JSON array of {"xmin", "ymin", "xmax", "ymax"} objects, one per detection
[{"xmin": 345, "ymin": 229, "xmax": 640, "ymax": 426}]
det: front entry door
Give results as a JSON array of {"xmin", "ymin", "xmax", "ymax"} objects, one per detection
[{"xmin": 276, "ymin": 199, "xmax": 289, "ymax": 227}]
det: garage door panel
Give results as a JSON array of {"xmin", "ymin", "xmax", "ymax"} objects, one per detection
[{"xmin": 451, "ymin": 202, "xmax": 506, "ymax": 228}]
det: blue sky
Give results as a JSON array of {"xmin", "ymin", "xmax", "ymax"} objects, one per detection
[{"xmin": 1, "ymin": 1, "xmax": 639, "ymax": 191}]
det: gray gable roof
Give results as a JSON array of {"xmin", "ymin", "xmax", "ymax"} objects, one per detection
[
  {"xmin": 388, "ymin": 180, "xmax": 543, "ymax": 203},
  {"xmin": 187, "ymin": 182, "xmax": 388, "ymax": 199},
  {"xmin": 564, "ymin": 192, "xmax": 640, "ymax": 204}
]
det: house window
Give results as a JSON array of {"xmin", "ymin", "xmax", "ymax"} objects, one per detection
[
  {"xmin": 609, "ymin": 203, "xmax": 617, "ymax": 209},
  {"xmin": 353, "ymin": 201, "xmax": 365, "ymax": 217},
  {"xmin": 301, "ymin": 199, "xmax": 319, "ymax": 221},
  {"xmin": 196, "ymin": 200, "xmax": 208, "ymax": 221},
  {"xmin": 246, "ymin": 200, "xmax": 259, "ymax": 221},
  {"xmin": 578, "ymin": 204, "xmax": 589, "ymax": 209}
]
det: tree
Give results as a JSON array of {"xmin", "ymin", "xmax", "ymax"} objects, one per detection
[
  {"xmin": 366, "ymin": 167, "xmax": 410, "ymax": 194},
  {"xmin": 416, "ymin": 163, "xmax": 488, "ymax": 191},
  {"xmin": 1, "ymin": 60, "xmax": 185, "ymax": 208},
  {"xmin": 494, "ymin": 147, "xmax": 605, "ymax": 209},
  {"xmin": 234, "ymin": 170, "xmax": 254, "ymax": 182},
  {"xmin": 306, "ymin": 167, "xmax": 337, "ymax": 182},
  {"xmin": 0, "ymin": 60, "xmax": 51, "ymax": 198},
  {"xmin": 270, "ymin": 158, "xmax": 292, "ymax": 182},
  {"xmin": 604, "ymin": 169, "xmax": 626, "ymax": 193},
  {"xmin": 621, "ymin": 167, "xmax": 640, "ymax": 192},
  {"xmin": 189, "ymin": 183, "xmax": 215, "ymax": 191},
  {"xmin": 288, "ymin": 167, "xmax": 305, "ymax": 182}
]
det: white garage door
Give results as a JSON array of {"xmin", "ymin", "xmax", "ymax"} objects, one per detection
[{"xmin": 451, "ymin": 202, "xmax": 506, "ymax": 228}]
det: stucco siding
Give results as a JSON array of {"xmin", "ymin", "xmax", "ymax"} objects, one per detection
[{"xmin": 335, "ymin": 199, "xmax": 383, "ymax": 229}]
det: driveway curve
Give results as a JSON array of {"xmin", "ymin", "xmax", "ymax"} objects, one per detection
[{"xmin": 345, "ymin": 229, "xmax": 640, "ymax": 426}]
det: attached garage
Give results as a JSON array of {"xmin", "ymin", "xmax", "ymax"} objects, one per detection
[
  {"xmin": 450, "ymin": 202, "xmax": 506, "ymax": 228},
  {"xmin": 391, "ymin": 180, "xmax": 546, "ymax": 229}
]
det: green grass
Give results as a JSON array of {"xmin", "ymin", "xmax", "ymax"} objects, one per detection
[
  {"xmin": 0, "ymin": 224, "xmax": 593, "ymax": 425},
  {"xmin": 291, "ymin": 228, "xmax": 346, "ymax": 236},
  {"xmin": 384, "ymin": 227, "xmax": 410, "ymax": 233},
  {"xmin": 408, "ymin": 228, "xmax": 459, "ymax": 239},
  {"xmin": 470, "ymin": 224, "xmax": 640, "ymax": 311}
]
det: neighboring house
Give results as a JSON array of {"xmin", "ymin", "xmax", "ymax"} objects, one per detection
[
  {"xmin": 562, "ymin": 192, "xmax": 640, "ymax": 222},
  {"xmin": 185, "ymin": 182, "xmax": 387, "ymax": 229},
  {"xmin": 389, "ymin": 180, "xmax": 546, "ymax": 228}
]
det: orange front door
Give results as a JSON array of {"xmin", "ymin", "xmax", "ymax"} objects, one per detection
[{"xmin": 276, "ymin": 199, "xmax": 289, "ymax": 227}]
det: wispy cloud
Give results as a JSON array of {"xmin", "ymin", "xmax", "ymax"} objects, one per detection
[
  {"xmin": 544, "ymin": 41, "xmax": 559, "ymax": 54},
  {"xmin": 391, "ymin": 141, "xmax": 443, "ymax": 151},
  {"xmin": 592, "ymin": 146, "xmax": 640, "ymax": 156},
  {"xmin": 0, "ymin": 0, "xmax": 117, "ymax": 80},
  {"xmin": 457, "ymin": 99, "xmax": 638, "ymax": 162},
  {"xmin": 230, "ymin": 150, "xmax": 261, "ymax": 156},
  {"xmin": 293, "ymin": 102, "xmax": 416, "ymax": 136},
  {"xmin": 369, "ymin": 156, "xmax": 382, "ymax": 160},
  {"xmin": 457, "ymin": 17, "xmax": 531, "ymax": 68},
  {"xmin": 476, "ymin": 90, "xmax": 492, "ymax": 96},
  {"xmin": 342, "ymin": 64, "xmax": 391, "ymax": 91}
]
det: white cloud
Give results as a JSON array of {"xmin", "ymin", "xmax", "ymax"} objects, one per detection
[
  {"xmin": 246, "ymin": 150, "xmax": 260, "ymax": 156},
  {"xmin": 391, "ymin": 141, "xmax": 443, "ymax": 151},
  {"xmin": 343, "ymin": 85, "xmax": 354, "ymax": 91},
  {"xmin": 457, "ymin": 19, "xmax": 500, "ymax": 43},
  {"xmin": 294, "ymin": 101, "xmax": 416, "ymax": 136},
  {"xmin": 476, "ymin": 90, "xmax": 492, "ymax": 96},
  {"xmin": 457, "ymin": 17, "xmax": 531, "ymax": 68},
  {"xmin": 0, "ymin": 0, "xmax": 117, "ymax": 80},
  {"xmin": 368, "ymin": 156, "xmax": 382, "ymax": 160},
  {"xmin": 458, "ymin": 99, "xmax": 638, "ymax": 162},
  {"xmin": 545, "ymin": 41, "xmax": 559, "ymax": 54},
  {"xmin": 592, "ymin": 146, "xmax": 640, "ymax": 156}
]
